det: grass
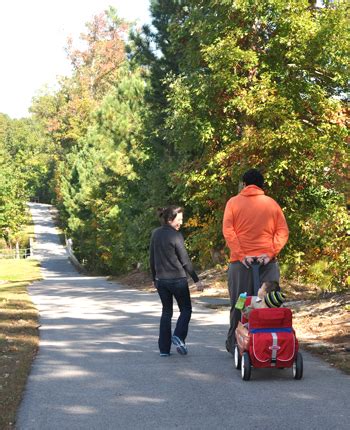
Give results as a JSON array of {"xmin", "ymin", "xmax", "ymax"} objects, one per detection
[{"xmin": 0, "ymin": 259, "xmax": 42, "ymax": 430}]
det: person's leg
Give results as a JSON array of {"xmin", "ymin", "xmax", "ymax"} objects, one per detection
[
  {"xmin": 226, "ymin": 261, "xmax": 252, "ymax": 353},
  {"xmin": 172, "ymin": 278, "xmax": 192, "ymax": 342},
  {"xmin": 156, "ymin": 280, "xmax": 174, "ymax": 354}
]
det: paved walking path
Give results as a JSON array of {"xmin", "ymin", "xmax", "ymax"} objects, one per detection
[{"xmin": 17, "ymin": 203, "xmax": 349, "ymax": 429}]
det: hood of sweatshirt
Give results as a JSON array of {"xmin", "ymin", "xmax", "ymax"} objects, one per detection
[{"xmin": 240, "ymin": 185, "xmax": 265, "ymax": 197}]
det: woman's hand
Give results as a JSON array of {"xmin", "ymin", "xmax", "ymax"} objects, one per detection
[{"xmin": 195, "ymin": 280, "xmax": 205, "ymax": 291}]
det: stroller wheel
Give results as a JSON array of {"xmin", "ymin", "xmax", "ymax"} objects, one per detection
[
  {"xmin": 241, "ymin": 352, "xmax": 251, "ymax": 381},
  {"xmin": 293, "ymin": 352, "xmax": 303, "ymax": 380},
  {"xmin": 234, "ymin": 345, "xmax": 241, "ymax": 370}
]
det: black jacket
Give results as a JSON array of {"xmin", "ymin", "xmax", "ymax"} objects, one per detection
[{"xmin": 149, "ymin": 225, "xmax": 199, "ymax": 283}]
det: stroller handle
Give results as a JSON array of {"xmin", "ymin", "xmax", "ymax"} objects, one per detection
[{"xmin": 250, "ymin": 258, "xmax": 262, "ymax": 295}]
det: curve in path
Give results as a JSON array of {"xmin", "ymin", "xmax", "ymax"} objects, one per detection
[{"xmin": 17, "ymin": 203, "xmax": 349, "ymax": 429}]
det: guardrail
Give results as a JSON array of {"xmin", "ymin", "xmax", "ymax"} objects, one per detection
[{"xmin": 66, "ymin": 238, "xmax": 87, "ymax": 273}]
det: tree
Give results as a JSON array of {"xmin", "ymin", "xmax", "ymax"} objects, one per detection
[
  {"xmin": 57, "ymin": 67, "xmax": 148, "ymax": 273},
  {"xmin": 161, "ymin": 0, "xmax": 349, "ymax": 288},
  {"xmin": 22, "ymin": 1, "xmax": 348, "ymax": 290},
  {"xmin": 30, "ymin": 7, "xmax": 132, "ymax": 222},
  {"xmin": 0, "ymin": 106, "xmax": 57, "ymax": 248}
]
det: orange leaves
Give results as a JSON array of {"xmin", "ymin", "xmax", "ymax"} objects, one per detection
[
  {"xmin": 184, "ymin": 217, "xmax": 200, "ymax": 228},
  {"xmin": 65, "ymin": 8, "xmax": 128, "ymax": 100}
]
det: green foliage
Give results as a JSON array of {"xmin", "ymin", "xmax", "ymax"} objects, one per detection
[
  {"xmin": 0, "ymin": 160, "xmax": 27, "ymax": 242},
  {"xmin": 4, "ymin": 2, "xmax": 346, "ymax": 292},
  {"xmin": 57, "ymin": 67, "xmax": 149, "ymax": 273},
  {"xmin": 161, "ymin": 0, "xmax": 349, "ymax": 289},
  {"xmin": 0, "ymin": 113, "xmax": 53, "ymax": 244},
  {"xmin": 52, "ymin": 0, "xmax": 348, "ymax": 289}
]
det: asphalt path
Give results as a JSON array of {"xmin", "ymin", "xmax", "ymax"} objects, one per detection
[{"xmin": 17, "ymin": 203, "xmax": 349, "ymax": 429}]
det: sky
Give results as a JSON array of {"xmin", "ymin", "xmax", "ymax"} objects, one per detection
[{"xmin": 0, "ymin": 0, "xmax": 151, "ymax": 119}]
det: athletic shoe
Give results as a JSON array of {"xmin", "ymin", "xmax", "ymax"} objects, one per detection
[
  {"xmin": 160, "ymin": 352, "xmax": 171, "ymax": 357},
  {"xmin": 172, "ymin": 335, "xmax": 188, "ymax": 355}
]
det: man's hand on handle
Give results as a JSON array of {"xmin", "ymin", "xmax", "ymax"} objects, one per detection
[
  {"xmin": 241, "ymin": 254, "xmax": 271, "ymax": 268},
  {"xmin": 241, "ymin": 256, "xmax": 255, "ymax": 268},
  {"xmin": 256, "ymin": 254, "xmax": 271, "ymax": 265}
]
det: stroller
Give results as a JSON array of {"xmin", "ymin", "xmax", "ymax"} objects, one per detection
[{"xmin": 234, "ymin": 260, "xmax": 303, "ymax": 381}]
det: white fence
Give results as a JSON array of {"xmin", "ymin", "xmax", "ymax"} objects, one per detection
[
  {"xmin": 0, "ymin": 238, "xmax": 34, "ymax": 259},
  {"xmin": 0, "ymin": 248, "xmax": 32, "ymax": 259}
]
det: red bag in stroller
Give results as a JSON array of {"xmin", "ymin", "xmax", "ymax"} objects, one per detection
[{"xmin": 248, "ymin": 307, "xmax": 298, "ymax": 368}]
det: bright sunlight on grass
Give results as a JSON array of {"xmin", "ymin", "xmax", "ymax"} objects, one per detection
[{"xmin": 0, "ymin": 259, "xmax": 42, "ymax": 430}]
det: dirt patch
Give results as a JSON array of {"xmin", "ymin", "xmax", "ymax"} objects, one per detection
[
  {"xmin": 111, "ymin": 267, "xmax": 350, "ymax": 374},
  {"xmin": 110, "ymin": 271, "xmax": 155, "ymax": 292},
  {"xmin": 290, "ymin": 294, "xmax": 350, "ymax": 374}
]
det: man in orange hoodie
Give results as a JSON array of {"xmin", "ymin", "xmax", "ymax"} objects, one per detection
[{"xmin": 222, "ymin": 168, "xmax": 289, "ymax": 354}]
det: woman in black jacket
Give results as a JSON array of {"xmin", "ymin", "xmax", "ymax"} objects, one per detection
[{"xmin": 149, "ymin": 206, "xmax": 204, "ymax": 356}]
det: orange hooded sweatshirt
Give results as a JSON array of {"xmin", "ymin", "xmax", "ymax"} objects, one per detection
[{"xmin": 222, "ymin": 185, "xmax": 289, "ymax": 262}]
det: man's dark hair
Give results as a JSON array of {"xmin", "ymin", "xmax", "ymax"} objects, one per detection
[
  {"xmin": 242, "ymin": 169, "xmax": 264, "ymax": 188},
  {"xmin": 157, "ymin": 205, "xmax": 183, "ymax": 225}
]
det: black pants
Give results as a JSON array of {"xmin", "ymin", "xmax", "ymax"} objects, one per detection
[
  {"xmin": 156, "ymin": 277, "xmax": 192, "ymax": 354},
  {"xmin": 226, "ymin": 260, "xmax": 280, "ymax": 353}
]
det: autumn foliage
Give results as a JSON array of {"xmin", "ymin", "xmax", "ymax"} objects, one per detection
[{"xmin": 1, "ymin": 2, "xmax": 348, "ymax": 291}]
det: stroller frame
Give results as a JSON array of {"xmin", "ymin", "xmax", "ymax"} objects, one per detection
[{"xmin": 233, "ymin": 259, "xmax": 303, "ymax": 381}]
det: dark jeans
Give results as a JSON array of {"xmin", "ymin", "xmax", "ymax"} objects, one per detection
[
  {"xmin": 226, "ymin": 260, "xmax": 280, "ymax": 353},
  {"xmin": 156, "ymin": 277, "xmax": 192, "ymax": 354}
]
